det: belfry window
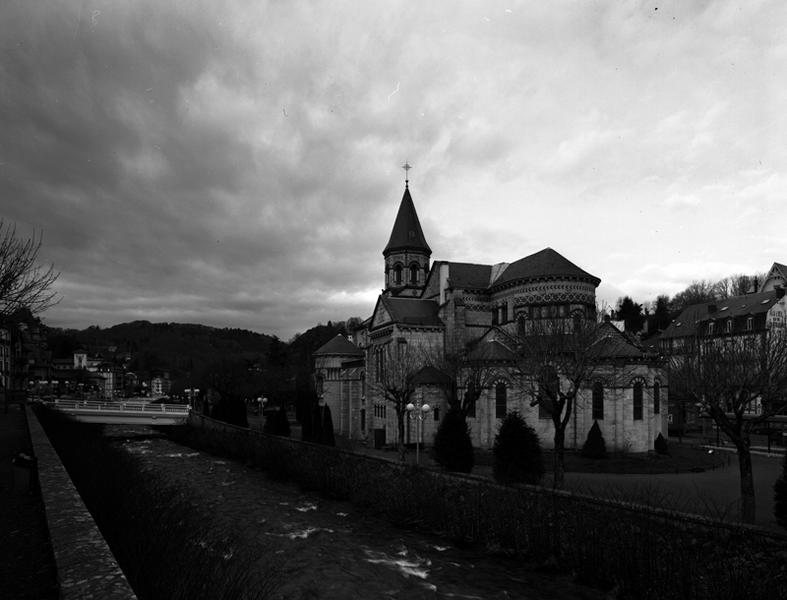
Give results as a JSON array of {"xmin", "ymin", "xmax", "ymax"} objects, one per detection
[
  {"xmin": 409, "ymin": 263, "xmax": 419, "ymax": 284},
  {"xmin": 394, "ymin": 265, "xmax": 403, "ymax": 285}
]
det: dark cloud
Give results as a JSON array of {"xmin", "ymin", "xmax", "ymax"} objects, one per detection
[{"xmin": 1, "ymin": 1, "xmax": 785, "ymax": 337}]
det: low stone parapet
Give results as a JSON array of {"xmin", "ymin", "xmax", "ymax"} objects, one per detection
[{"xmin": 25, "ymin": 405, "xmax": 137, "ymax": 600}]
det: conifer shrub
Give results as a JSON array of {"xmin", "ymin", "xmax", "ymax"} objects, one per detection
[
  {"xmin": 774, "ymin": 451, "xmax": 787, "ymax": 530},
  {"xmin": 263, "ymin": 407, "xmax": 291, "ymax": 437},
  {"xmin": 493, "ymin": 412, "xmax": 543, "ymax": 484},
  {"xmin": 433, "ymin": 408, "xmax": 474, "ymax": 473},
  {"xmin": 654, "ymin": 432, "xmax": 670, "ymax": 455},
  {"xmin": 317, "ymin": 404, "xmax": 335, "ymax": 446},
  {"xmin": 581, "ymin": 420, "xmax": 607, "ymax": 459}
]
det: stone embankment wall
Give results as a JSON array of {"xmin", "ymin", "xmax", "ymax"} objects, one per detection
[
  {"xmin": 26, "ymin": 405, "xmax": 137, "ymax": 600},
  {"xmin": 178, "ymin": 413, "xmax": 787, "ymax": 600}
]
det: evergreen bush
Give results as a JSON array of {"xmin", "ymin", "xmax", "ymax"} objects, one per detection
[
  {"xmin": 493, "ymin": 412, "xmax": 543, "ymax": 484},
  {"xmin": 654, "ymin": 432, "xmax": 669, "ymax": 455},
  {"xmin": 317, "ymin": 404, "xmax": 335, "ymax": 446},
  {"xmin": 433, "ymin": 408, "xmax": 474, "ymax": 473},
  {"xmin": 263, "ymin": 407, "xmax": 290, "ymax": 437},
  {"xmin": 774, "ymin": 451, "xmax": 787, "ymax": 530},
  {"xmin": 581, "ymin": 420, "xmax": 607, "ymax": 459}
]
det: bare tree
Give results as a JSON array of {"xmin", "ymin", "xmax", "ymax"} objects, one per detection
[
  {"xmin": 507, "ymin": 316, "xmax": 609, "ymax": 488},
  {"xmin": 0, "ymin": 220, "xmax": 59, "ymax": 317},
  {"xmin": 368, "ymin": 341, "xmax": 429, "ymax": 462},
  {"xmin": 423, "ymin": 342, "xmax": 506, "ymax": 418},
  {"xmin": 669, "ymin": 329, "xmax": 787, "ymax": 523},
  {"xmin": 669, "ymin": 280, "xmax": 717, "ymax": 312}
]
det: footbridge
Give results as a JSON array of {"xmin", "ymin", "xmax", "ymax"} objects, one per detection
[{"xmin": 39, "ymin": 398, "xmax": 191, "ymax": 425}]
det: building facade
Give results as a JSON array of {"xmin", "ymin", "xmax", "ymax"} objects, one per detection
[
  {"xmin": 315, "ymin": 180, "xmax": 667, "ymax": 452},
  {"xmin": 659, "ymin": 282, "xmax": 787, "ymax": 430}
]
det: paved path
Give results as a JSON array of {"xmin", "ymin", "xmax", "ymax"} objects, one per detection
[{"xmin": 0, "ymin": 401, "xmax": 58, "ymax": 600}]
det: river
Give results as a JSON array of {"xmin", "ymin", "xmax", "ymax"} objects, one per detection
[{"xmin": 108, "ymin": 425, "xmax": 603, "ymax": 600}]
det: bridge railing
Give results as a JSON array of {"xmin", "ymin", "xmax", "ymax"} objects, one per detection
[{"xmin": 41, "ymin": 398, "xmax": 191, "ymax": 415}]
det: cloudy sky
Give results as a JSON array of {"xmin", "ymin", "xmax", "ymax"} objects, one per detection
[{"xmin": 2, "ymin": 1, "xmax": 786, "ymax": 339}]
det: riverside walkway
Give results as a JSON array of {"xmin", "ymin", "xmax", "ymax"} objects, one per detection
[{"xmin": 0, "ymin": 400, "xmax": 58, "ymax": 600}]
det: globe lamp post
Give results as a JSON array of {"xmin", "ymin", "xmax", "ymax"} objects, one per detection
[{"xmin": 406, "ymin": 394, "xmax": 431, "ymax": 465}]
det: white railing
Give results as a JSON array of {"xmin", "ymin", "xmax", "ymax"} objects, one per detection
[{"xmin": 43, "ymin": 398, "xmax": 191, "ymax": 415}]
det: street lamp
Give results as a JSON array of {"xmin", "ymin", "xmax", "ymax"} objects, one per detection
[
  {"xmin": 406, "ymin": 394, "xmax": 431, "ymax": 465},
  {"xmin": 185, "ymin": 388, "xmax": 200, "ymax": 409}
]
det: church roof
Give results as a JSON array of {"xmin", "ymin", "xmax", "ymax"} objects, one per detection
[
  {"xmin": 382, "ymin": 297, "xmax": 443, "ymax": 327},
  {"xmin": 466, "ymin": 339, "xmax": 516, "ymax": 361},
  {"xmin": 412, "ymin": 365, "xmax": 452, "ymax": 385},
  {"xmin": 444, "ymin": 262, "xmax": 493, "ymax": 289},
  {"xmin": 592, "ymin": 323, "xmax": 648, "ymax": 358},
  {"xmin": 493, "ymin": 248, "xmax": 600, "ymax": 288},
  {"xmin": 313, "ymin": 334, "xmax": 363, "ymax": 356},
  {"xmin": 383, "ymin": 185, "xmax": 431, "ymax": 255}
]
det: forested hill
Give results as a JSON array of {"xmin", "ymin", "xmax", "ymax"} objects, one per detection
[
  {"xmin": 47, "ymin": 320, "xmax": 277, "ymax": 376},
  {"xmin": 44, "ymin": 318, "xmax": 360, "ymax": 398}
]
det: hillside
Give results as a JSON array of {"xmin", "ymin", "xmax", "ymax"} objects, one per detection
[{"xmin": 44, "ymin": 318, "xmax": 361, "ymax": 401}]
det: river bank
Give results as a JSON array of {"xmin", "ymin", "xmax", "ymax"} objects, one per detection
[{"xmin": 37, "ymin": 407, "xmax": 604, "ymax": 600}]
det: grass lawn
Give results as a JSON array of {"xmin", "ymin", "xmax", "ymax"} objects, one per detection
[
  {"xmin": 559, "ymin": 443, "xmax": 730, "ymax": 474},
  {"xmin": 473, "ymin": 441, "xmax": 730, "ymax": 475}
]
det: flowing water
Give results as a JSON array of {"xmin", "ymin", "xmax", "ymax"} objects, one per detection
[{"xmin": 111, "ymin": 427, "xmax": 603, "ymax": 599}]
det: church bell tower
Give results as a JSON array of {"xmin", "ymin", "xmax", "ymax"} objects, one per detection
[{"xmin": 383, "ymin": 164, "xmax": 431, "ymax": 297}]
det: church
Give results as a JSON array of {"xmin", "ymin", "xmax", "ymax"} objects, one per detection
[{"xmin": 314, "ymin": 176, "xmax": 667, "ymax": 453}]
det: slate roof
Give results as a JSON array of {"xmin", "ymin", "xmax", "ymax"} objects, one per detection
[
  {"xmin": 660, "ymin": 302, "xmax": 711, "ymax": 339},
  {"xmin": 412, "ymin": 365, "xmax": 452, "ymax": 385},
  {"xmin": 443, "ymin": 262, "xmax": 493, "ymax": 289},
  {"xmin": 383, "ymin": 185, "xmax": 431, "ymax": 255},
  {"xmin": 313, "ymin": 334, "xmax": 363, "ymax": 356},
  {"xmin": 661, "ymin": 291, "xmax": 781, "ymax": 339},
  {"xmin": 709, "ymin": 291, "xmax": 780, "ymax": 320},
  {"xmin": 381, "ymin": 297, "xmax": 443, "ymax": 327},
  {"xmin": 466, "ymin": 339, "xmax": 516, "ymax": 361},
  {"xmin": 593, "ymin": 323, "xmax": 648, "ymax": 359},
  {"xmin": 492, "ymin": 248, "xmax": 600, "ymax": 288}
]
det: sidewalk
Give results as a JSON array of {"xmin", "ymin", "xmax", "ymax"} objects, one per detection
[{"xmin": 0, "ymin": 399, "xmax": 58, "ymax": 600}]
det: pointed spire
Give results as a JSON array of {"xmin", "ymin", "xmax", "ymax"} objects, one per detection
[{"xmin": 383, "ymin": 182, "xmax": 431, "ymax": 255}]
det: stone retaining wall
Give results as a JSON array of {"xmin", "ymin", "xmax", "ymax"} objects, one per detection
[{"xmin": 25, "ymin": 405, "xmax": 137, "ymax": 600}]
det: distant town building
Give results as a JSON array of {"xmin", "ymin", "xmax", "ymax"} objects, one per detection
[
  {"xmin": 151, "ymin": 374, "xmax": 172, "ymax": 397},
  {"xmin": 659, "ymin": 280, "xmax": 787, "ymax": 430}
]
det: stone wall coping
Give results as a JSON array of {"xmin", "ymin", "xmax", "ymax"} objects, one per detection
[{"xmin": 26, "ymin": 405, "xmax": 138, "ymax": 600}]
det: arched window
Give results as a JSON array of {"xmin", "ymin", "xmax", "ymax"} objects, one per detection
[
  {"xmin": 495, "ymin": 382, "xmax": 507, "ymax": 419},
  {"xmin": 393, "ymin": 264, "xmax": 403, "ymax": 285},
  {"xmin": 632, "ymin": 379, "xmax": 644, "ymax": 420},
  {"xmin": 409, "ymin": 263, "xmax": 419, "ymax": 284},
  {"xmin": 592, "ymin": 381, "xmax": 604, "ymax": 420},
  {"xmin": 653, "ymin": 380, "xmax": 660, "ymax": 415}
]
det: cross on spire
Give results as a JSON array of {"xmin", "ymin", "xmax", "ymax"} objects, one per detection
[{"xmin": 401, "ymin": 161, "xmax": 412, "ymax": 186}]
